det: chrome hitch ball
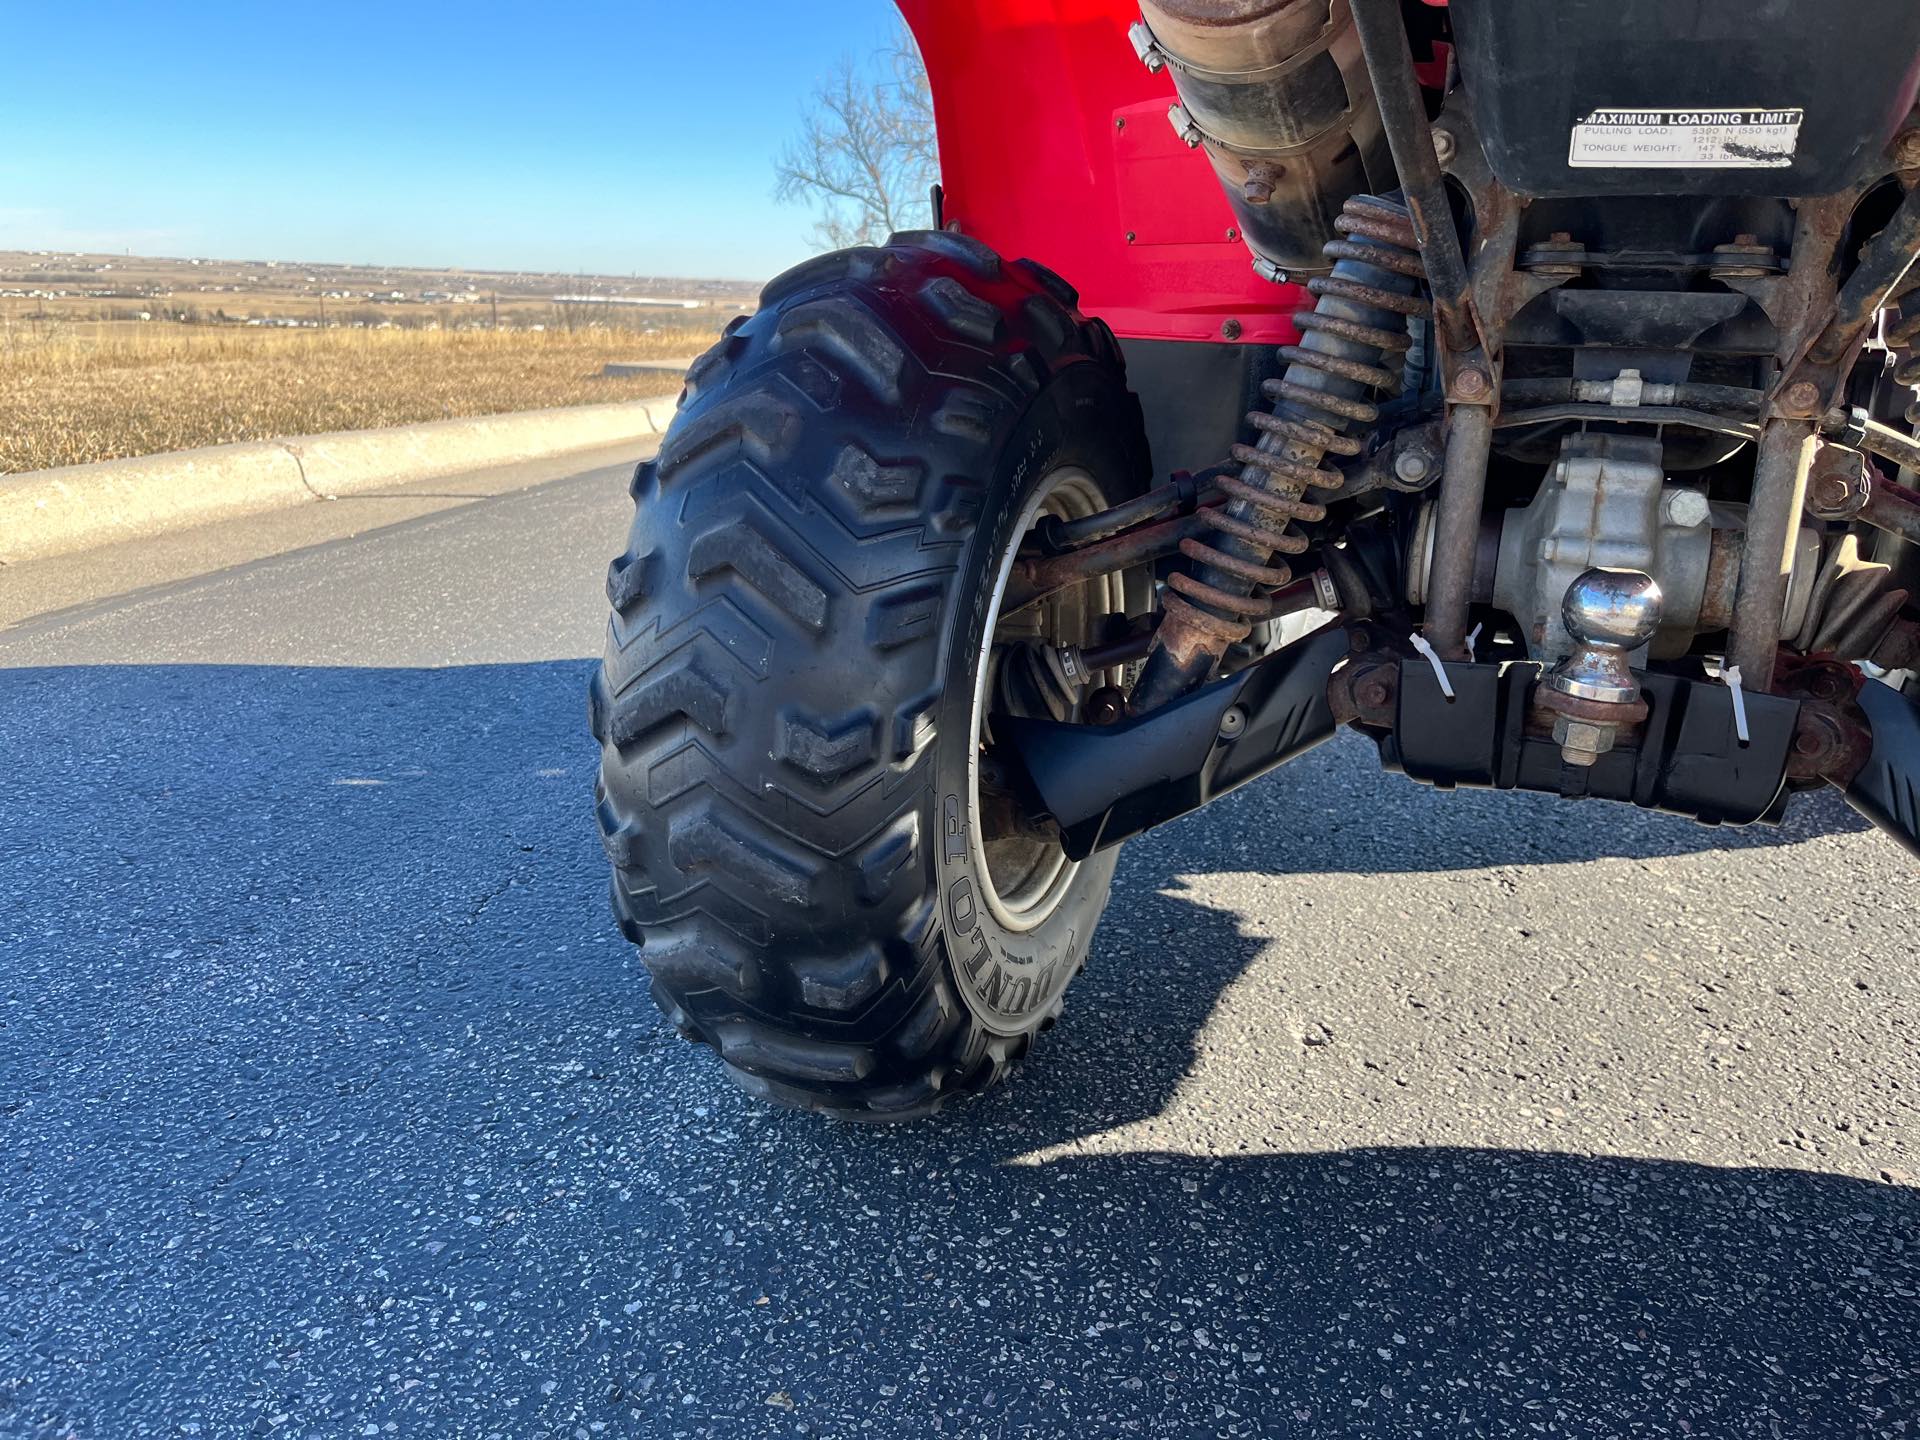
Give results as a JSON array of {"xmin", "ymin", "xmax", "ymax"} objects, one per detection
[{"xmin": 1540, "ymin": 569, "xmax": 1662, "ymax": 767}]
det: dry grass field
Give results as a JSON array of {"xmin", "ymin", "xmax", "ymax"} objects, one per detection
[{"xmin": 0, "ymin": 316, "xmax": 727, "ymax": 474}]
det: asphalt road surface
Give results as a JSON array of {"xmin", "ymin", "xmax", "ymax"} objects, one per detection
[{"xmin": 4, "ymin": 448, "xmax": 1918, "ymax": 1439}]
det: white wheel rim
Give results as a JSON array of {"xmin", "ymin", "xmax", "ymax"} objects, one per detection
[{"xmin": 966, "ymin": 465, "xmax": 1124, "ymax": 933}]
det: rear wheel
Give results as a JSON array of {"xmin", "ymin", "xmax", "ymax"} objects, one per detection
[{"xmin": 590, "ymin": 231, "xmax": 1151, "ymax": 1118}]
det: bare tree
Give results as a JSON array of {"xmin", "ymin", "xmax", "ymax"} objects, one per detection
[{"xmin": 774, "ymin": 24, "xmax": 939, "ymax": 251}]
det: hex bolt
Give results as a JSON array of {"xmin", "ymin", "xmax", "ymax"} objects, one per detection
[
  {"xmin": 1663, "ymin": 488, "xmax": 1711, "ymax": 528},
  {"xmin": 1393, "ymin": 448, "xmax": 1433, "ymax": 487},
  {"xmin": 1894, "ymin": 130, "xmax": 1920, "ymax": 169},
  {"xmin": 1551, "ymin": 717, "xmax": 1615, "ymax": 768},
  {"xmin": 1221, "ymin": 318, "xmax": 1243, "ymax": 340},
  {"xmin": 1454, "ymin": 368, "xmax": 1490, "ymax": 401},
  {"xmin": 1808, "ymin": 469, "xmax": 1855, "ymax": 514},
  {"xmin": 1783, "ymin": 380, "xmax": 1822, "ymax": 413},
  {"xmin": 1432, "ymin": 128, "xmax": 1457, "ymax": 165},
  {"xmin": 1355, "ymin": 677, "xmax": 1393, "ymax": 710}
]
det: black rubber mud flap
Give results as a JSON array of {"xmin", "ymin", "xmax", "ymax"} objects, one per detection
[
  {"xmin": 1001, "ymin": 623, "xmax": 1348, "ymax": 859},
  {"xmin": 1847, "ymin": 679, "xmax": 1920, "ymax": 860}
]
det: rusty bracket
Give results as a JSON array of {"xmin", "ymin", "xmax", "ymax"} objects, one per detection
[
  {"xmin": 1774, "ymin": 655, "xmax": 1874, "ymax": 787},
  {"xmin": 1774, "ymin": 177, "xmax": 1920, "ymax": 417},
  {"xmin": 1348, "ymin": 0, "xmax": 1496, "ymax": 375}
]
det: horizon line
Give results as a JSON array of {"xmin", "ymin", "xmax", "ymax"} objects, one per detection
[{"xmin": 0, "ymin": 244, "xmax": 769, "ymax": 288}]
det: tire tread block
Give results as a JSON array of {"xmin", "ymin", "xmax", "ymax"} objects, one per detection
[{"xmin": 687, "ymin": 523, "xmax": 829, "ymax": 634}]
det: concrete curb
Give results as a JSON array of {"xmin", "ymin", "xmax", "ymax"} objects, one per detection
[{"xmin": 0, "ymin": 394, "xmax": 682, "ymax": 566}]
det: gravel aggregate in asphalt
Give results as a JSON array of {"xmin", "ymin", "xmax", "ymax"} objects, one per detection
[{"xmin": 3, "ymin": 460, "xmax": 1916, "ymax": 1438}]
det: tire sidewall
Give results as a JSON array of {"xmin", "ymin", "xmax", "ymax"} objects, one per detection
[{"xmin": 929, "ymin": 357, "xmax": 1135, "ymax": 1037}]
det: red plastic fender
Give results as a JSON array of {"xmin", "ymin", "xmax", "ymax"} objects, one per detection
[{"xmin": 893, "ymin": 0, "xmax": 1307, "ymax": 345}]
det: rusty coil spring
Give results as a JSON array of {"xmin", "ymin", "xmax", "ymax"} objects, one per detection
[
  {"xmin": 1889, "ymin": 277, "xmax": 1920, "ymax": 427},
  {"xmin": 1165, "ymin": 196, "xmax": 1432, "ymax": 630}
]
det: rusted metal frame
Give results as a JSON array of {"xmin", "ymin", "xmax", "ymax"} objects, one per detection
[
  {"xmin": 1826, "ymin": 407, "xmax": 1920, "ymax": 472},
  {"xmin": 1346, "ymin": 0, "xmax": 1482, "ymax": 365},
  {"xmin": 1006, "ymin": 498, "xmax": 1349, "ymax": 621},
  {"xmin": 1422, "ymin": 409, "xmax": 1497, "ymax": 659},
  {"xmin": 1804, "ymin": 441, "xmax": 1920, "ymax": 547},
  {"xmin": 1039, "ymin": 470, "xmax": 1221, "ymax": 551},
  {"xmin": 1417, "ymin": 108, "xmax": 1522, "ymax": 660},
  {"xmin": 1004, "ymin": 511, "xmax": 1212, "ymax": 615},
  {"xmin": 1766, "ymin": 181, "xmax": 1910, "ymax": 419},
  {"xmin": 1804, "ymin": 180, "xmax": 1920, "ymax": 369},
  {"xmin": 1772, "ymin": 657, "xmax": 1875, "ymax": 788},
  {"xmin": 1311, "ymin": 416, "xmax": 1445, "ymax": 501},
  {"xmin": 1728, "ymin": 421, "xmax": 1820, "ymax": 689},
  {"xmin": 1726, "ymin": 189, "xmax": 1881, "ymax": 691},
  {"xmin": 1861, "ymin": 473, "xmax": 1920, "ymax": 545}
]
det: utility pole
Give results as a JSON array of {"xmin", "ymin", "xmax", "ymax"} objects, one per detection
[{"xmin": 490, "ymin": 291, "xmax": 498, "ymax": 330}]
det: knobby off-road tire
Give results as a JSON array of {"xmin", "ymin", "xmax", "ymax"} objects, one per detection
[{"xmin": 590, "ymin": 231, "xmax": 1151, "ymax": 1119}]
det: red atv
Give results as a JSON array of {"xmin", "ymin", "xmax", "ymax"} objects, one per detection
[{"xmin": 592, "ymin": 0, "xmax": 1920, "ymax": 1118}]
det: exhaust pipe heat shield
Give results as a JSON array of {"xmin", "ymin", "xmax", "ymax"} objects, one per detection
[{"xmin": 1000, "ymin": 624, "xmax": 1349, "ymax": 859}]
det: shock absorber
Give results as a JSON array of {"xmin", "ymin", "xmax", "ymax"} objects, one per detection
[
  {"xmin": 1131, "ymin": 195, "xmax": 1431, "ymax": 710},
  {"xmin": 1888, "ymin": 279, "xmax": 1920, "ymax": 429}
]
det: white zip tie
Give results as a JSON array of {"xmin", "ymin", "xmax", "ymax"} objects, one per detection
[
  {"xmin": 1409, "ymin": 632, "xmax": 1456, "ymax": 700},
  {"xmin": 1724, "ymin": 663, "xmax": 1751, "ymax": 745},
  {"xmin": 1465, "ymin": 622, "xmax": 1483, "ymax": 661}
]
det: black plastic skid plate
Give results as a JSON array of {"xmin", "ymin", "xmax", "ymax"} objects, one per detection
[{"xmin": 1380, "ymin": 658, "xmax": 1798, "ymax": 826}]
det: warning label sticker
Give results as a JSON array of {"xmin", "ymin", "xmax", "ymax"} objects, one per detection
[{"xmin": 1568, "ymin": 108, "xmax": 1804, "ymax": 169}]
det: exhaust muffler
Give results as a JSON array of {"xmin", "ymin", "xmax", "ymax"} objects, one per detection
[{"xmin": 1130, "ymin": 0, "xmax": 1391, "ymax": 277}]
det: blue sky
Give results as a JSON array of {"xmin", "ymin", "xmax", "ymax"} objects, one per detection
[{"xmin": 0, "ymin": 0, "xmax": 902, "ymax": 280}]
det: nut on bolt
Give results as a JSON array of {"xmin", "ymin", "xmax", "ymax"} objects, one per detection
[
  {"xmin": 1893, "ymin": 129, "xmax": 1920, "ymax": 169},
  {"xmin": 1531, "ymin": 232, "xmax": 1585, "ymax": 279},
  {"xmin": 1550, "ymin": 716, "xmax": 1616, "ymax": 767},
  {"xmin": 1781, "ymin": 379, "xmax": 1823, "ymax": 415},
  {"xmin": 1709, "ymin": 233, "xmax": 1773, "ymax": 279},
  {"xmin": 1809, "ymin": 471, "xmax": 1851, "ymax": 512},
  {"xmin": 1805, "ymin": 451, "xmax": 1866, "ymax": 518},
  {"xmin": 1086, "ymin": 686, "xmax": 1128, "ymax": 726},
  {"xmin": 1431, "ymin": 128, "xmax": 1457, "ymax": 165}
]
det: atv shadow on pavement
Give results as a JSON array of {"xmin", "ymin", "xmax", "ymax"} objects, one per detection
[{"xmin": 2, "ymin": 658, "xmax": 1910, "ymax": 1438}]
